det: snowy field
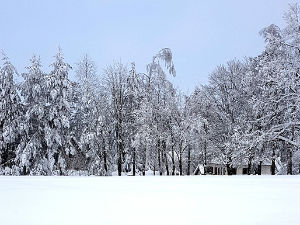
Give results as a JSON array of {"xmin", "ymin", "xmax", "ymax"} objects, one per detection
[{"xmin": 0, "ymin": 176, "xmax": 299, "ymax": 225}]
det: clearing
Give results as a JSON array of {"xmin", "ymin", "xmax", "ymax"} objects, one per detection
[{"xmin": 0, "ymin": 175, "xmax": 299, "ymax": 225}]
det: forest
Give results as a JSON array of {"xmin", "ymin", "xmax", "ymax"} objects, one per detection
[{"xmin": 0, "ymin": 4, "xmax": 299, "ymax": 176}]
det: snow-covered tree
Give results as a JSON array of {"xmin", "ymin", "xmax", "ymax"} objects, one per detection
[
  {"xmin": 15, "ymin": 55, "xmax": 47, "ymax": 175},
  {"xmin": 0, "ymin": 53, "xmax": 22, "ymax": 174},
  {"xmin": 243, "ymin": 4, "xmax": 300, "ymax": 174},
  {"xmin": 135, "ymin": 48, "xmax": 176, "ymax": 175},
  {"xmin": 76, "ymin": 54, "xmax": 107, "ymax": 175},
  {"xmin": 0, "ymin": 4, "xmax": 299, "ymax": 176},
  {"xmin": 102, "ymin": 62, "xmax": 128, "ymax": 176},
  {"xmin": 43, "ymin": 48, "xmax": 75, "ymax": 175}
]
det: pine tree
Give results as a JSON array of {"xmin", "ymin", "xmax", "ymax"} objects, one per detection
[
  {"xmin": 0, "ymin": 53, "xmax": 22, "ymax": 174},
  {"xmin": 15, "ymin": 55, "xmax": 47, "ymax": 175},
  {"xmin": 43, "ymin": 48, "xmax": 74, "ymax": 175}
]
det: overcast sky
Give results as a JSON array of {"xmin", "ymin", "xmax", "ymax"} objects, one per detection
[{"xmin": 0, "ymin": 0, "xmax": 294, "ymax": 93}]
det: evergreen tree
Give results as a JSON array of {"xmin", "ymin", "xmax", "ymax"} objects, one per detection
[
  {"xmin": 0, "ymin": 53, "xmax": 22, "ymax": 174},
  {"xmin": 43, "ymin": 48, "xmax": 74, "ymax": 175},
  {"xmin": 15, "ymin": 55, "xmax": 47, "ymax": 175}
]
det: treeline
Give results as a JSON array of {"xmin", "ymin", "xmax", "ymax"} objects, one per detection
[{"xmin": 0, "ymin": 4, "xmax": 299, "ymax": 175}]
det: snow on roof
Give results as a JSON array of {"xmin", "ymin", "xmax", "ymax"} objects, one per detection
[
  {"xmin": 207, "ymin": 158, "xmax": 223, "ymax": 165},
  {"xmin": 261, "ymin": 159, "xmax": 272, "ymax": 166},
  {"xmin": 205, "ymin": 158, "xmax": 272, "ymax": 167},
  {"xmin": 234, "ymin": 158, "xmax": 272, "ymax": 166}
]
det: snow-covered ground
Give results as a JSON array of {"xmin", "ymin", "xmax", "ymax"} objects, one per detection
[{"xmin": 0, "ymin": 176, "xmax": 299, "ymax": 225}]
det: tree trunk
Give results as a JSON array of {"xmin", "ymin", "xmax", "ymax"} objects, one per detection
[
  {"xmin": 204, "ymin": 141, "xmax": 207, "ymax": 166},
  {"xmin": 116, "ymin": 117, "xmax": 123, "ymax": 176},
  {"xmin": 179, "ymin": 153, "xmax": 183, "ymax": 176},
  {"xmin": 171, "ymin": 151, "xmax": 175, "ymax": 175},
  {"xmin": 179, "ymin": 141, "xmax": 183, "ymax": 176},
  {"xmin": 287, "ymin": 126, "xmax": 295, "ymax": 175},
  {"xmin": 116, "ymin": 85, "xmax": 123, "ymax": 176},
  {"xmin": 203, "ymin": 123, "xmax": 208, "ymax": 166},
  {"xmin": 271, "ymin": 149, "xmax": 275, "ymax": 175},
  {"xmin": 102, "ymin": 137, "xmax": 108, "ymax": 174},
  {"xmin": 287, "ymin": 149, "xmax": 293, "ymax": 175},
  {"xmin": 187, "ymin": 145, "xmax": 191, "ymax": 175},
  {"xmin": 258, "ymin": 161, "xmax": 262, "ymax": 175},
  {"xmin": 22, "ymin": 165, "xmax": 27, "ymax": 175},
  {"xmin": 142, "ymin": 147, "xmax": 146, "ymax": 176},
  {"xmin": 161, "ymin": 144, "xmax": 165, "ymax": 175},
  {"xmin": 132, "ymin": 147, "xmax": 136, "ymax": 176},
  {"xmin": 103, "ymin": 151, "xmax": 108, "ymax": 174},
  {"xmin": 247, "ymin": 156, "xmax": 253, "ymax": 175},
  {"xmin": 117, "ymin": 146, "xmax": 122, "ymax": 176},
  {"xmin": 226, "ymin": 163, "xmax": 231, "ymax": 175},
  {"xmin": 162, "ymin": 140, "xmax": 169, "ymax": 175},
  {"xmin": 157, "ymin": 140, "xmax": 162, "ymax": 176},
  {"xmin": 171, "ymin": 139, "xmax": 175, "ymax": 175}
]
